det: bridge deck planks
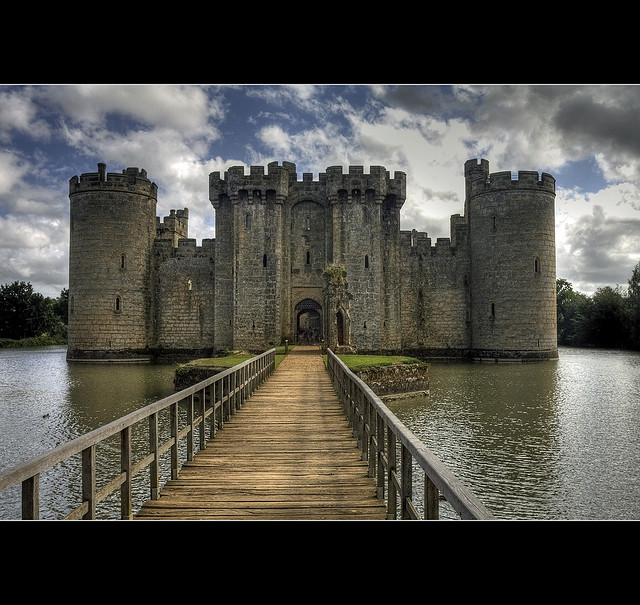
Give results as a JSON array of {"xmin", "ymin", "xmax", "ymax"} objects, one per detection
[{"xmin": 135, "ymin": 346, "xmax": 387, "ymax": 521}]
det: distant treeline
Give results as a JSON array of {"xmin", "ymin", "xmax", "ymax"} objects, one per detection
[
  {"xmin": 0, "ymin": 281, "xmax": 68, "ymax": 346},
  {"xmin": 557, "ymin": 261, "xmax": 640, "ymax": 350}
]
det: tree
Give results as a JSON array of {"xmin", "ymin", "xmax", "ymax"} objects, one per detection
[
  {"xmin": 586, "ymin": 286, "xmax": 630, "ymax": 348},
  {"xmin": 53, "ymin": 288, "xmax": 69, "ymax": 325},
  {"xmin": 626, "ymin": 261, "xmax": 640, "ymax": 348},
  {"xmin": 0, "ymin": 281, "xmax": 63, "ymax": 340},
  {"xmin": 556, "ymin": 278, "xmax": 592, "ymax": 346}
]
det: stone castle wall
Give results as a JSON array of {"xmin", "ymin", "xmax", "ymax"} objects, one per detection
[
  {"xmin": 67, "ymin": 159, "xmax": 558, "ymax": 361},
  {"xmin": 399, "ymin": 229, "xmax": 471, "ymax": 354},
  {"xmin": 67, "ymin": 165, "xmax": 157, "ymax": 359},
  {"xmin": 153, "ymin": 238, "xmax": 215, "ymax": 352},
  {"xmin": 465, "ymin": 160, "xmax": 557, "ymax": 358}
]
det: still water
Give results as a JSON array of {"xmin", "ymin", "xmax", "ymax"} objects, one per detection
[
  {"xmin": 386, "ymin": 347, "xmax": 640, "ymax": 520},
  {"xmin": 0, "ymin": 346, "xmax": 177, "ymax": 519},
  {"xmin": 0, "ymin": 345, "xmax": 638, "ymax": 520}
]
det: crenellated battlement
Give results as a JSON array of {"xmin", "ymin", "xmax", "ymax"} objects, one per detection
[
  {"xmin": 323, "ymin": 165, "xmax": 406, "ymax": 203},
  {"xmin": 175, "ymin": 237, "xmax": 215, "ymax": 257},
  {"xmin": 400, "ymin": 230, "xmax": 459, "ymax": 255},
  {"xmin": 465, "ymin": 158, "xmax": 555, "ymax": 198},
  {"xmin": 209, "ymin": 163, "xmax": 407, "ymax": 207},
  {"xmin": 156, "ymin": 208, "xmax": 189, "ymax": 243},
  {"xmin": 154, "ymin": 237, "xmax": 215, "ymax": 258},
  {"xmin": 69, "ymin": 163, "xmax": 158, "ymax": 198},
  {"xmin": 209, "ymin": 161, "xmax": 296, "ymax": 204}
]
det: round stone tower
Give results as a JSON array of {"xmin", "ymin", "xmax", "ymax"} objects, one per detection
[
  {"xmin": 465, "ymin": 158, "xmax": 557, "ymax": 359},
  {"xmin": 67, "ymin": 164, "xmax": 158, "ymax": 360}
]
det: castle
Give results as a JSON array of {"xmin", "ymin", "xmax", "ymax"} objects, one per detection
[{"xmin": 66, "ymin": 159, "xmax": 558, "ymax": 362}]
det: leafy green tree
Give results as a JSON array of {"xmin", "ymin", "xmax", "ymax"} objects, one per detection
[
  {"xmin": 0, "ymin": 281, "xmax": 65, "ymax": 340},
  {"xmin": 556, "ymin": 278, "xmax": 592, "ymax": 346},
  {"xmin": 626, "ymin": 261, "xmax": 640, "ymax": 348},
  {"xmin": 585, "ymin": 286, "xmax": 629, "ymax": 349},
  {"xmin": 53, "ymin": 288, "xmax": 69, "ymax": 325}
]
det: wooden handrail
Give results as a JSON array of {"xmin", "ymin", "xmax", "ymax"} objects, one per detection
[
  {"xmin": 326, "ymin": 349, "xmax": 495, "ymax": 520},
  {"xmin": 0, "ymin": 349, "xmax": 276, "ymax": 520}
]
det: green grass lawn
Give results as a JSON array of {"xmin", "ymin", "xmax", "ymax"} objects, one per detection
[
  {"xmin": 0, "ymin": 335, "xmax": 67, "ymax": 348},
  {"xmin": 336, "ymin": 354, "xmax": 424, "ymax": 371},
  {"xmin": 189, "ymin": 355, "xmax": 253, "ymax": 367},
  {"xmin": 184, "ymin": 345, "xmax": 290, "ymax": 369},
  {"xmin": 181, "ymin": 348, "xmax": 423, "ymax": 373}
]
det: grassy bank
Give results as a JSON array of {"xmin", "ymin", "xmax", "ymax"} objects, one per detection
[
  {"xmin": 174, "ymin": 345, "xmax": 291, "ymax": 389},
  {"xmin": 336, "ymin": 354, "xmax": 424, "ymax": 371},
  {"xmin": 179, "ymin": 349, "xmax": 422, "ymax": 374},
  {"xmin": 0, "ymin": 335, "xmax": 67, "ymax": 348},
  {"xmin": 178, "ymin": 345, "xmax": 290, "ymax": 370}
]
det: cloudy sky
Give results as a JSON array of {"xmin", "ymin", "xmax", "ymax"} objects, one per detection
[{"xmin": 1, "ymin": 83, "xmax": 639, "ymax": 298}]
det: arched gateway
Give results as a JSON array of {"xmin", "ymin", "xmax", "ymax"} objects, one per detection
[{"xmin": 295, "ymin": 298, "xmax": 322, "ymax": 344}]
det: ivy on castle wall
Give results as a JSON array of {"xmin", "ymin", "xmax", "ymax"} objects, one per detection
[{"xmin": 323, "ymin": 264, "xmax": 347, "ymax": 287}]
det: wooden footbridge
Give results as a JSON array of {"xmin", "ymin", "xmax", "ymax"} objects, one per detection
[
  {"xmin": 135, "ymin": 346, "xmax": 386, "ymax": 520},
  {"xmin": 0, "ymin": 346, "xmax": 495, "ymax": 521}
]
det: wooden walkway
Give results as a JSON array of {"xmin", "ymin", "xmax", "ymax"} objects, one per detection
[{"xmin": 135, "ymin": 346, "xmax": 387, "ymax": 521}]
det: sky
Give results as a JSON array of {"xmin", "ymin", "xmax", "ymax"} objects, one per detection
[{"xmin": 1, "ymin": 83, "xmax": 639, "ymax": 299}]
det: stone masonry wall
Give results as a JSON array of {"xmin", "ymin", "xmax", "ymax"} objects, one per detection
[
  {"xmin": 68, "ymin": 159, "xmax": 557, "ymax": 361},
  {"xmin": 467, "ymin": 165, "xmax": 557, "ymax": 357},
  {"xmin": 399, "ymin": 230, "xmax": 471, "ymax": 353},
  {"xmin": 154, "ymin": 239, "xmax": 215, "ymax": 351},
  {"xmin": 68, "ymin": 166, "xmax": 157, "ymax": 359},
  {"xmin": 354, "ymin": 363, "xmax": 429, "ymax": 398}
]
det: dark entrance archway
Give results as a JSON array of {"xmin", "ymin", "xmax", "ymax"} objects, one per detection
[
  {"xmin": 295, "ymin": 298, "xmax": 323, "ymax": 344},
  {"xmin": 336, "ymin": 310, "xmax": 345, "ymax": 345}
]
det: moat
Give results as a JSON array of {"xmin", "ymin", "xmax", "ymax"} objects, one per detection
[{"xmin": 1, "ymin": 345, "xmax": 638, "ymax": 520}]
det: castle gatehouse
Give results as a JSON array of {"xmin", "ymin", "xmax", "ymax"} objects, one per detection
[{"xmin": 67, "ymin": 159, "xmax": 557, "ymax": 361}]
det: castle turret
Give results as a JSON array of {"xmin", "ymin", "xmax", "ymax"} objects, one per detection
[
  {"xmin": 67, "ymin": 164, "xmax": 158, "ymax": 360},
  {"xmin": 156, "ymin": 208, "xmax": 189, "ymax": 246},
  {"xmin": 325, "ymin": 165, "xmax": 406, "ymax": 351},
  {"xmin": 465, "ymin": 159, "xmax": 557, "ymax": 359},
  {"xmin": 209, "ymin": 162, "xmax": 290, "ymax": 350},
  {"xmin": 209, "ymin": 162, "xmax": 406, "ymax": 352}
]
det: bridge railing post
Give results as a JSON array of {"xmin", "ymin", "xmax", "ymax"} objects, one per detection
[
  {"xmin": 199, "ymin": 387, "xmax": 206, "ymax": 450},
  {"xmin": 358, "ymin": 390, "xmax": 367, "ymax": 460},
  {"xmin": 170, "ymin": 402, "xmax": 179, "ymax": 479},
  {"xmin": 367, "ymin": 403, "xmax": 377, "ymax": 478},
  {"xmin": 245, "ymin": 364, "xmax": 249, "ymax": 403},
  {"xmin": 205, "ymin": 384, "xmax": 213, "ymax": 441},
  {"xmin": 387, "ymin": 427, "xmax": 397, "ymax": 519},
  {"xmin": 425, "ymin": 475, "xmax": 440, "ymax": 520},
  {"xmin": 376, "ymin": 411, "xmax": 385, "ymax": 499},
  {"xmin": 349, "ymin": 379, "xmax": 357, "ymax": 434},
  {"xmin": 234, "ymin": 369, "xmax": 239, "ymax": 412},
  {"xmin": 186, "ymin": 395, "xmax": 194, "ymax": 462},
  {"xmin": 82, "ymin": 445, "xmax": 96, "ymax": 519},
  {"xmin": 149, "ymin": 412, "xmax": 160, "ymax": 500},
  {"xmin": 400, "ymin": 444, "xmax": 413, "ymax": 519},
  {"xmin": 22, "ymin": 475, "xmax": 39, "ymax": 520},
  {"xmin": 120, "ymin": 426, "xmax": 132, "ymax": 519},
  {"xmin": 222, "ymin": 375, "xmax": 227, "ymax": 422}
]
